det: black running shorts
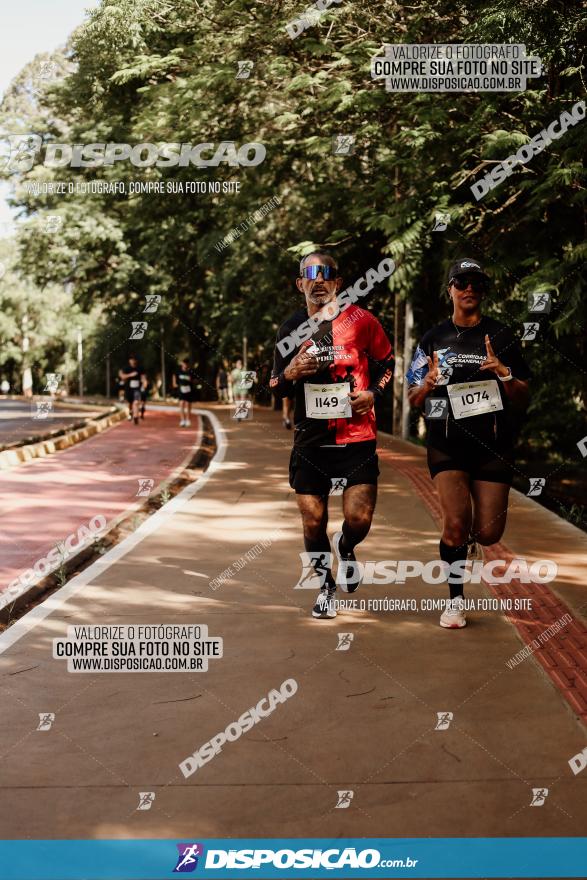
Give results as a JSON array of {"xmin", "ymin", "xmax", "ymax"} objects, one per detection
[
  {"xmin": 289, "ymin": 440, "xmax": 379, "ymax": 495},
  {"xmin": 427, "ymin": 443, "xmax": 514, "ymax": 485}
]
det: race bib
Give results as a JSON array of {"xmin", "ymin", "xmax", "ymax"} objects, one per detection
[
  {"xmin": 180, "ymin": 385, "xmax": 191, "ymax": 394},
  {"xmin": 447, "ymin": 380, "xmax": 503, "ymax": 420},
  {"xmin": 304, "ymin": 382, "xmax": 351, "ymax": 419},
  {"xmin": 129, "ymin": 379, "xmax": 140, "ymax": 388}
]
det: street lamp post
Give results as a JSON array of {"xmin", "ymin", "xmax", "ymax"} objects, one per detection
[
  {"xmin": 160, "ymin": 325, "xmax": 166, "ymax": 399},
  {"xmin": 77, "ymin": 327, "xmax": 83, "ymax": 398},
  {"xmin": 22, "ymin": 313, "xmax": 33, "ymax": 398},
  {"xmin": 401, "ymin": 301, "xmax": 414, "ymax": 440}
]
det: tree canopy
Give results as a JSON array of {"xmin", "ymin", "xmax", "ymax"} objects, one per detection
[{"xmin": 0, "ymin": 0, "xmax": 585, "ymax": 505}]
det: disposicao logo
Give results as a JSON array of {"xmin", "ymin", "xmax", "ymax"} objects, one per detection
[{"xmin": 173, "ymin": 842, "xmax": 204, "ymax": 872}]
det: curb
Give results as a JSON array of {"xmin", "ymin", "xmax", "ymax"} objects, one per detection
[{"xmin": 0, "ymin": 405, "xmax": 125, "ymax": 470}]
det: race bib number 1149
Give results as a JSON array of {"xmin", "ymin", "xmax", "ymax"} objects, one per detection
[{"xmin": 304, "ymin": 382, "xmax": 351, "ymax": 419}]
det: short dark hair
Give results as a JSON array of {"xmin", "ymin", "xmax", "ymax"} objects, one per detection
[{"xmin": 299, "ymin": 251, "xmax": 338, "ymax": 276}]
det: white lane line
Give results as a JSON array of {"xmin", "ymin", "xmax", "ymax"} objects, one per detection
[{"xmin": 0, "ymin": 409, "xmax": 226, "ymax": 654}]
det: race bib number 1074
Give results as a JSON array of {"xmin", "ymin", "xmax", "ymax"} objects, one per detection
[{"xmin": 447, "ymin": 380, "xmax": 503, "ymax": 420}]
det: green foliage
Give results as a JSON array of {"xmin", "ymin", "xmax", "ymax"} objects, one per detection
[
  {"xmin": 0, "ymin": 0, "xmax": 584, "ymax": 460},
  {"xmin": 0, "ymin": 239, "xmax": 102, "ymax": 392}
]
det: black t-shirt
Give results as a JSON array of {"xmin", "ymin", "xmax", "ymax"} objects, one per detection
[
  {"xmin": 121, "ymin": 364, "xmax": 144, "ymax": 393},
  {"xmin": 175, "ymin": 368, "xmax": 197, "ymax": 395},
  {"xmin": 406, "ymin": 316, "xmax": 531, "ymax": 450}
]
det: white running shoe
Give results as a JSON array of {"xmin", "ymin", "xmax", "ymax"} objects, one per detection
[
  {"xmin": 312, "ymin": 584, "xmax": 337, "ymax": 619},
  {"xmin": 185, "ymin": 418, "xmax": 191, "ymax": 427},
  {"xmin": 179, "ymin": 419, "xmax": 185, "ymax": 427},
  {"xmin": 440, "ymin": 596, "xmax": 467, "ymax": 629}
]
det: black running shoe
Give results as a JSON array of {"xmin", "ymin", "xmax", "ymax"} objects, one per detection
[
  {"xmin": 312, "ymin": 583, "xmax": 337, "ymax": 619},
  {"xmin": 134, "ymin": 416, "xmax": 139, "ymax": 425},
  {"xmin": 333, "ymin": 531, "xmax": 362, "ymax": 593}
]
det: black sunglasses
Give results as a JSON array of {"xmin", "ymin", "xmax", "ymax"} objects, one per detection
[
  {"xmin": 300, "ymin": 264, "xmax": 338, "ymax": 280},
  {"xmin": 451, "ymin": 275, "xmax": 487, "ymax": 293}
]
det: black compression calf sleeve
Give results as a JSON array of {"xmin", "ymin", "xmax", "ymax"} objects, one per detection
[
  {"xmin": 439, "ymin": 539, "xmax": 468, "ymax": 599},
  {"xmin": 341, "ymin": 520, "xmax": 369, "ymax": 555}
]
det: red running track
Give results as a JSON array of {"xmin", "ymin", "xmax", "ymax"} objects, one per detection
[{"xmin": 0, "ymin": 408, "xmax": 199, "ymax": 594}]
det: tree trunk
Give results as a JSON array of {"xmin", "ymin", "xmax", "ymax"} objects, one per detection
[
  {"xmin": 392, "ymin": 292, "xmax": 403, "ymax": 435},
  {"xmin": 401, "ymin": 300, "xmax": 414, "ymax": 440}
]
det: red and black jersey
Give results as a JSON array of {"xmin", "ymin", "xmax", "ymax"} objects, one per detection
[{"xmin": 271, "ymin": 304, "xmax": 394, "ymax": 448}]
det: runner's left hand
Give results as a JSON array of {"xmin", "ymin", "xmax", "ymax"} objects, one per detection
[
  {"xmin": 350, "ymin": 390, "xmax": 374, "ymax": 415},
  {"xmin": 480, "ymin": 335, "xmax": 510, "ymax": 378}
]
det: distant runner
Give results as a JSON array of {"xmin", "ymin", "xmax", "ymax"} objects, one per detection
[
  {"xmin": 139, "ymin": 379, "xmax": 149, "ymax": 420},
  {"xmin": 216, "ymin": 365, "xmax": 229, "ymax": 403},
  {"xmin": 119, "ymin": 355, "xmax": 147, "ymax": 425},
  {"xmin": 282, "ymin": 395, "xmax": 293, "ymax": 430},
  {"xmin": 407, "ymin": 258, "xmax": 531, "ymax": 629},
  {"xmin": 172, "ymin": 357, "xmax": 197, "ymax": 427},
  {"xmin": 271, "ymin": 252, "xmax": 394, "ymax": 620},
  {"xmin": 230, "ymin": 359, "xmax": 247, "ymax": 402}
]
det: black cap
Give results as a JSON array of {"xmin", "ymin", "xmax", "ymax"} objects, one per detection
[{"xmin": 448, "ymin": 258, "xmax": 489, "ymax": 281}]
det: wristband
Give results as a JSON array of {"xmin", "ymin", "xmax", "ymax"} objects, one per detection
[{"xmin": 498, "ymin": 368, "xmax": 513, "ymax": 382}]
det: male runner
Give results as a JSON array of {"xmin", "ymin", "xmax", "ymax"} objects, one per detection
[
  {"xmin": 406, "ymin": 258, "xmax": 531, "ymax": 628},
  {"xmin": 216, "ymin": 365, "xmax": 229, "ymax": 402},
  {"xmin": 271, "ymin": 252, "xmax": 394, "ymax": 619},
  {"xmin": 119, "ymin": 355, "xmax": 147, "ymax": 425},
  {"xmin": 282, "ymin": 396, "xmax": 293, "ymax": 430},
  {"xmin": 172, "ymin": 357, "xmax": 197, "ymax": 426},
  {"xmin": 139, "ymin": 380, "xmax": 149, "ymax": 420}
]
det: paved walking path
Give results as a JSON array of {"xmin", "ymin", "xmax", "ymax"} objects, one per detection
[{"xmin": 0, "ymin": 404, "xmax": 585, "ymax": 842}]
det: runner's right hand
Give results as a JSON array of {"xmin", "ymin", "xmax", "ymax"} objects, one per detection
[
  {"xmin": 284, "ymin": 341, "xmax": 319, "ymax": 381},
  {"xmin": 423, "ymin": 352, "xmax": 440, "ymax": 391}
]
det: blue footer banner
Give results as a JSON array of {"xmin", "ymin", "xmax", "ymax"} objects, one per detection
[{"xmin": 1, "ymin": 838, "xmax": 586, "ymax": 879}]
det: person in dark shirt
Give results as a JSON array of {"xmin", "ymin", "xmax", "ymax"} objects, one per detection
[
  {"xmin": 406, "ymin": 258, "xmax": 531, "ymax": 629},
  {"xmin": 119, "ymin": 355, "xmax": 147, "ymax": 425},
  {"xmin": 271, "ymin": 252, "xmax": 394, "ymax": 620},
  {"xmin": 216, "ymin": 365, "xmax": 229, "ymax": 403},
  {"xmin": 172, "ymin": 357, "xmax": 197, "ymax": 427}
]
